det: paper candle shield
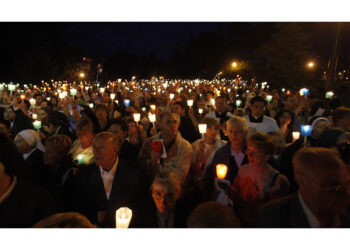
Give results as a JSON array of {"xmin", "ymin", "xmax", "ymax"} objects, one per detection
[
  {"xmin": 116, "ymin": 207, "xmax": 132, "ymax": 229},
  {"xmin": 216, "ymin": 164, "xmax": 228, "ymax": 179}
]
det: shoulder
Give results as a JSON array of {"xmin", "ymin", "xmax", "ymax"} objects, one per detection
[{"xmin": 263, "ymin": 116, "xmax": 277, "ymax": 123}]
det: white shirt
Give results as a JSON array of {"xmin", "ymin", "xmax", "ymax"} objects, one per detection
[
  {"xmin": 23, "ymin": 148, "xmax": 37, "ymax": 160},
  {"xmin": 99, "ymin": 157, "xmax": 119, "ymax": 200},
  {"xmin": 230, "ymin": 148, "xmax": 245, "ymax": 168},
  {"xmin": 298, "ymin": 191, "xmax": 320, "ymax": 228},
  {"xmin": 244, "ymin": 115, "xmax": 279, "ymax": 134}
]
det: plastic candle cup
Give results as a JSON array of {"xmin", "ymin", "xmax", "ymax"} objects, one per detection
[
  {"xmin": 85, "ymin": 86, "xmax": 89, "ymax": 91},
  {"xmin": 32, "ymin": 113, "xmax": 38, "ymax": 120},
  {"xmin": 198, "ymin": 124, "xmax": 207, "ymax": 138},
  {"xmin": 300, "ymin": 125, "xmax": 313, "ymax": 136},
  {"xmin": 198, "ymin": 108, "xmax": 203, "ymax": 114},
  {"xmin": 169, "ymin": 93, "xmax": 174, "ymax": 100},
  {"xmin": 236, "ymin": 100, "xmax": 241, "ymax": 107},
  {"xmin": 142, "ymin": 107, "xmax": 146, "ymax": 112},
  {"xmin": 70, "ymin": 88, "xmax": 77, "ymax": 96},
  {"xmin": 266, "ymin": 95, "xmax": 273, "ymax": 103},
  {"xmin": 187, "ymin": 100, "xmax": 194, "ymax": 107},
  {"xmin": 124, "ymin": 99, "xmax": 130, "ymax": 107},
  {"xmin": 116, "ymin": 207, "xmax": 132, "ymax": 228},
  {"xmin": 133, "ymin": 113, "xmax": 141, "ymax": 122},
  {"xmin": 292, "ymin": 132, "xmax": 300, "ymax": 141},
  {"xmin": 8, "ymin": 84, "xmax": 16, "ymax": 92},
  {"xmin": 150, "ymin": 104, "xmax": 156, "ymax": 111},
  {"xmin": 325, "ymin": 91, "xmax": 334, "ymax": 99},
  {"xmin": 77, "ymin": 154, "xmax": 86, "ymax": 164},
  {"xmin": 148, "ymin": 114, "xmax": 156, "ymax": 123},
  {"xmin": 210, "ymin": 98, "xmax": 215, "ymax": 106},
  {"xmin": 100, "ymin": 87, "xmax": 105, "ymax": 93},
  {"xmin": 110, "ymin": 93, "xmax": 116, "ymax": 100},
  {"xmin": 282, "ymin": 88, "xmax": 285, "ymax": 93},
  {"xmin": 216, "ymin": 164, "xmax": 228, "ymax": 179},
  {"xmin": 33, "ymin": 120, "xmax": 42, "ymax": 130},
  {"xmin": 29, "ymin": 98, "xmax": 36, "ymax": 106},
  {"xmin": 89, "ymin": 103, "xmax": 94, "ymax": 109}
]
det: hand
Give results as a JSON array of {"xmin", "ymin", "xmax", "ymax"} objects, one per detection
[
  {"xmin": 150, "ymin": 126, "xmax": 157, "ymax": 136},
  {"xmin": 150, "ymin": 150, "xmax": 162, "ymax": 166}
]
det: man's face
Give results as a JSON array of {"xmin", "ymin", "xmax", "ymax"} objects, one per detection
[
  {"xmin": 284, "ymin": 96, "xmax": 298, "ymax": 110},
  {"xmin": 92, "ymin": 137, "xmax": 119, "ymax": 170},
  {"xmin": 152, "ymin": 182, "xmax": 177, "ymax": 213},
  {"xmin": 301, "ymin": 163, "xmax": 350, "ymax": 217},
  {"xmin": 251, "ymin": 101, "xmax": 265, "ymax": 118},
  {"xmin": 4, "ymin": 108, "xmax": 15, "ymax": 121},
  {"xmin": 172, "ymin": 104, "xmax": 185, "ymax": 117},
  {"xmin": 215, "ymin": 98, "xmax": 226, "ymax": 113},
  {"xmin": 159, "ymin": 114, "xmax": 179, "ymax": 138},
  {"xmin": 226, "ymin": 122, "xmax": 245, "ymax": 149},
  {"xmin": 95, "ymin": 108, "xmax": 107, "ymax": 120}
]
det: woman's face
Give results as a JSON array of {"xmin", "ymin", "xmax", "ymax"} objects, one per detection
[
  {"xmin": 127, "ymin": 122, "xmax": 138, "ymax": 136},
  {"xmin": 226, "ymin": 122, "xmax": 245, "ymax": 150},
  {"xmin": 278, "ymin": 111, "xmax": 292, "ymax": 127},
  {"xmin": 152, "ymin": 182, "xmax": 177, "ymax": 213},
  {"xmin": 38, "ymin": 110, "xmax": 48, "ymax": 122},
  {"xmin": 312, "ymin": 120, "xmax": 330, "ymax": 139},
  {"xmin": 247, "ymin": 142, "xmax": 270, "ymax": 168},
  {"xmin": 204, "ymin": 126, "xmax": 218, "ymax": 141}
]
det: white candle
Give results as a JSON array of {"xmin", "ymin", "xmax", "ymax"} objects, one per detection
[
  {"xmin": 133, "ymin": 113, "xmax": 141, "ymax": 122},
  {"xmin": 110, "ymin": 93, "xmax": 116, "ymax": 100},
  {"xmin": 169, "ymin": 93, "xmax": 174, "ymax": 100},
  {"xmin": 148, "ymin": 114, "xmax": 156, "ymax": 123},
  {"xmin": 236, "ymin": 100, "xmax": 242, "ymax": 107},
  {"xmin": 187, "ymin": 100, "xmax": 193, "ymax": 107},
  {"xmin": 32, "ymin": 113, "xmax": 38, "ymax": 120},
  {"xmin": 116, "ymin": 207, "xmax": 132, "ymax": 228},
  {"xmin": 33, "ymin": 120, "xmax": 42, "ymax": 130},
  {"xmin": 198, "ymin": 108, "xmax": 203, "ymax": 114},
  {"xmin": 29, "ymin": 98, "xmax": 36, "ymax": 106},
  {"xmin": 292, "ymin": 132, "xmax": 300, "ymax": 141},
  {"xmin": 100, "ymin": 87, "xmax": 105, "ymax": 93},
  {"xmin": 198, "ymin": 123, "xmax": 207, "ymax": 134}
]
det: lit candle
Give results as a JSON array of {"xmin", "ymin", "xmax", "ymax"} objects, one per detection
[
  {"xmin": 89, "ymin": 103, "xmax": 94, "ymax": 109},
  {"xmin": 303, "ymin": 88, "xmax": 309, "ymax": 96},
  {"xmin": 281, "ymin": 88, "xmax": 285, "ymax": 93},
  {"xmin": 100, "ymin": 87, "xmax": 105, "ymax": 93},
  {"xmin": 216, "ymin": 164, "xmax": 228, "ymax": 179},
  {"xmin": 116, "ymin": 207, "xmax": 132, "ymax": 228},
  {"xmin": 0, "ymin": 84, "xmax": 4, "ymax": 91},
  {"xmin": 169, "ymin": 93, "xmax": 174, "ymax": 100},
  {"xmin": 227, "ymin": 88, "xmax": 231, "ymax": 93},
  {"xmin": 210, "ymin": 98, "xmax": 215, "ymax": 106},
  {"xmin": 198, "ymin": 108, "xmax": 203, "ymax": 114},
  {"xmin": 110, "ymin": 93, "xmax": 116, "ymax": 100},
  {"xmin": 124, "ymin": 99, "xmax": 130, "ymax": 107},
  {"xmin": 8, "ymin": 84, "xmax": 16, "ymax": 92},
  {"xmin": 46, "ymin": 97, "xmax": 51, "ymax": 101},
  {"xmin": 187, "ymin": 100, "xmax": 194, "ymax": 107},
  {"xmin": 266, "ymin": 95, "xmax": 273, "ymax": 103},
  {"xmin": 29, "ymin": 98, "xmax": 36, "ymax": 106},
  {"xmin": 32, "ymin": 113, "xmax": 38, "ymax": 120},
  {"xmin": 325, "ymin": 91, "xmax": 334, "ymax": 99},
  {"xmin": 292, "ymin": 131, "xmax": 300, "ymax": 141},
  {"xmin": 236, "ymin": 99, "xmax": 241, "ymax": 107},
  {"xmin": 20, "ymin": 94, "xmax": 26, "ymax": 101},
  {"xmin": 33, "ymin": 120, "xmax": 42, "ymax": 130},
  {"xmin": 77, "ymin": 154, "xmax": 86, "ymax": 164},
  {"xmin": 198, "ymin": 123, "xmax": 207, "ymax": 135},
  {"xmin": 150, "ymin": 104, "xmax": 156, "ymax": 111},
  {"xmin": 148, "ymin": 113, "xmax": 156, "ymax": 123},
  {"xmin": 133, "ymin": 113, "xmax": 141, "ymax": 122},
  {"xmin": 142, "ymin": 107, "xmax": 146, "ymax": 112},
  {"xmin": 70, "ymin": 88, "xmax": 77, "ymax": 96},
  {"xmin": 300, "ymin": 125, "xmax": 313, "ymax": 136},
  {"xmin": 85, "ymin": 86, "xmax": 89, "ymax": 91}
]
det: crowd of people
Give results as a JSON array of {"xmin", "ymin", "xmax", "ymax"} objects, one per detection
[{"xmin": 0, "ymin": 77, "xmax": 350, "ymax": 228}]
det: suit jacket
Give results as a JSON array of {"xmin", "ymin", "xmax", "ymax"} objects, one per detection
[
  {"xmin": 256, "ymin": 193, "xmax": 311, "ymax": 228},
  {"xmin": 21, "ymin": 149, "xmax": 46, "ymax": 187},
  {"xmin": 11, "ymin": 108, "xmax": 33, "ymax": 136},
  {"xmin": 67, "ymin": 158, "xmax": 145, "ymax": 228},
  {"xmin": 203, "ymin": 142, "xmax": 248, "ymax": 201}
]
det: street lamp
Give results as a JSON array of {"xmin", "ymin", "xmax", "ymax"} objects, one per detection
[
  {"xmin": 307, "ymin": 61, "xmax": 314, "ymax": 69},
  {"xmin": 232, "ymin": 61, "xmax": 238, "ymax": 69},
  {"xmin": 79, "ymin": 72, "xmax": 85, "ymax": 78}
]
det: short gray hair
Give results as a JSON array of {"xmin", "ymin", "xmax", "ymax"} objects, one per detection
[
  {"xmin": 93, "ymin": 131, "xmax": 123, "ymax": 148},
  {"xmin": 226, "ymin": 116, "xmax": 248, "ymax": 135}
]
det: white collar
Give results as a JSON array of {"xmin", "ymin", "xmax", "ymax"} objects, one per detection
[
  {"xmin": 99, "ymin": 156, "xmax": 119, "ymax": 177},
  {"xmin": 0, "ymin": 176, "xmax": 17, "ymax": 204}
]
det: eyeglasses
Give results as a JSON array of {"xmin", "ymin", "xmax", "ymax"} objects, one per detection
[
  {"xmin": 151, "ymin": 191, "xmax": 175, "ymax": 203},
  {"xmin": 324, "ymin": 183, "xmax": 350, "ymax": 194}
]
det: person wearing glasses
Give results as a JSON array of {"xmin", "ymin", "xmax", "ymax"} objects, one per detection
[{"xmin": 257, "ymin": 147, "xmax": 350, "ymax": 227}]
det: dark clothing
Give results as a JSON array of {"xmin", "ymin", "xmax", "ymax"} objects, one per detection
[
  {"xmin": 21, "ymin": 149, "xmax": 46, "ymax": 187},
  {"xmin": 203, "ymin": 142, "xmax": 248, "ymax": 201},
  {"xmin": 178, "ymin": 115, "xmax": 201, "ymax": 143},
  {"xmin": 0, "ymin": 177, "xmax": 58, "ymax": 228},
  {"xmin": 120, "ymin": 140, "xmax": 142, "ymax": 162},
  {"xmin": 138, "ymin": 196, "xmax": 191, "ymax": 228},
  {"xmin": 11, "ymin": 108, "xmax": 33, "ymax": 136},
  {"xmin": 63, "ymin": 158, "xmax": 145, "ymax": 227}
]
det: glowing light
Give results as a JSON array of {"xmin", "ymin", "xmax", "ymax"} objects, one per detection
[{"xmin": 216, "ymin": 164, "xmax": 228, "ymax": 179}]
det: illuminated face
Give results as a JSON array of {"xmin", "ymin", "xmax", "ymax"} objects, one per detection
[
  {"xmin": 278, "ymin": 111, "xmax": 292, "ymax": 127},
  {"xmin": 226, "ymin": 122, "xmax": 245, "ymax": 150},
  {"xmin": 246, "ymin": 142, "xmax": 270, "ymax": 168},
  {"xmin": 76, "ymin": 130, "xmax": 94, "ymax": 149},
  {"xmin": 215, "ymin": 98, "xmax": 226, "ymax": 113},
  {"xmin": 38, "ymin": 109, "xmax": 49, "ymax": 122},
  {"xmin": 152, "ymin": 182, "xmax": 177, "ymax": 213},
  {"xmin": 251, "ymin": 101, "xmax": 265, "ymax": 118},
  {"xmin": 159, "ymin": 114, "xmax": 179, "ymax": 138},
  {"xmin": 92, "ymin": 137, "xmax": 119, "ymax": 170},
  {"xmin": 4, "ymin": 108, "xmax": 15, "ymax": 121}
]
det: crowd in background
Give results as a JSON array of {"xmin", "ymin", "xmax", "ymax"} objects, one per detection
[{"xmin": 0, "ymin": 77, "xmax": 350, "ymax": 228}]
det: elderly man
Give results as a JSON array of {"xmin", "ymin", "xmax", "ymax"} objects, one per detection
[
  {"xmin": 64, "ymin": 131, "xmax": 143, "ymax": 227},
  {"xmin": 257, "ymin": 147, "xmax": 350, "ymax": 227},
  {"xmin": 137, "ymin": 111, "xmax": 193, "ymax": 183}
]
